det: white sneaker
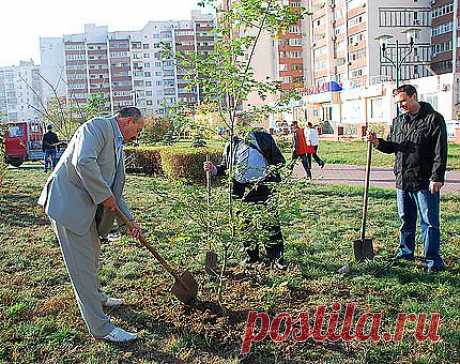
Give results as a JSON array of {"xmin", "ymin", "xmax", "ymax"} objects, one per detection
[
  {"xmin": 103, "ymin": 297, "xmax": 125, "ymax": 307},
  {"xmin": 103, "ymin": 327, "xmax": 137, "ymax": 343},
  {"xmin": 107, "ymin": 231, "xmax": 121, "ymax": 242}
]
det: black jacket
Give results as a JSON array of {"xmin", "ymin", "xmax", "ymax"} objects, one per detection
[
  {"xmin": 42, "ymin": 131, "xmax": 59, "ymax": 152},
  {"xmin": 216, "ymin": 130, "xmax": 286, "ymax": 200},
  {"xmin": 377, "ymin": 101, "xmax": 448, "ymax": 191}
]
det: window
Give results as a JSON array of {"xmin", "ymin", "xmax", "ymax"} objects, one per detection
[
  {"xmin": 432, "ymin": 22, "xmax": 453, "ymax": 37},
  {"xmin": 143, "ymin": 44, "xmax": 150, "ymax": 49},
  {"xmin": 348, "ymin": 15, "xmax": 365, "ymax": 28},
  {"xmin": 144, "ymin": 62, "xmax": 150, "ymax": 68},
  {"xmin": 432, "ymin": 3, "xmax": 454, "ymax": 18},
  {"xmin": 155, "ymin": 61, "xmax": 162, "ymax": 67},
  {"xmin": 110, "ymin": 51, "xmax": 129, "ymax": 58},
  {"xmin": 314, "ymin": 46, "xmax": 328, "ymax": 58},
  {"xmin": 143, "ymin": 53, "xmax": 150, "ymax": 58},
  {"xmin": 350, "ymin": 48, "xmax": 366, "ymax": 61},
  {"xmin": 145, "ymin": 81, "xmax": 152, "ymax": 86},
  {"xmin": 431, "ymin": 41, "xmax": 453, "ymax": 57},
  {"xmin": 144, "ymin": 72, "xmax": 151, "ymax": 77},
  {"xmin": 351, "ymin": 68, "xmax": 365, "ymax": 78},
  {"xmin": 348, "ymin": 32, "xmax": 365, "ymax": 45},
  {"xmin": 8, "ymin": 126, "xmax": 23, "ymax": 137},
  {"xmin": 288, "ymin": 38, "xmax": 303, "ymax": 46}
]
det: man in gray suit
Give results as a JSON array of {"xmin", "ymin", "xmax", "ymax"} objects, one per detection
[{"xmin": 38, "ymin": 107, "xmax": 144, "ymax": 343}]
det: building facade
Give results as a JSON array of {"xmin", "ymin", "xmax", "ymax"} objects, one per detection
[
  {"xmin": 430, "ymin": 0, "xmax": 460, "ymax": 75},
  {"xmin": 0, "ymin": 60, "xmax": 42, "ymax": 122},
  {"xmin": 40, "ymin": 11, "xmax": 214, "ymax": 116}
]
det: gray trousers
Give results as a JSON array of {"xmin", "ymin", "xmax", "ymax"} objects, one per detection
[{"xmin": 50, "ymin": 219, "xmax": 114, "ymax": 337}]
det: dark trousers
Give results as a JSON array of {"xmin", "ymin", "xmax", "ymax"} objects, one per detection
[
  {"xmin": 290, "ymin": 151, "xmax": 311, "ymax": 178},
  {"xmin": 44, "ymin": 149, "xmax": 57, "ymax": 172},
  {"xmin": 396, "ymin": 189, "xmax": 444, "ymax": 270},
  {"xmin": 238, "ymin": 184, "xmax": 284, "ymax": 262},
  {"xmin": 307, "ymin": 145, "xmax": 324, "ymax": 168}
]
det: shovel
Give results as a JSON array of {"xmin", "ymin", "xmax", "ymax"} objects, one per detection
[
  {"xmin": 353, "ymin": 139, "xmax": 375, "ymax": 262},
  {"xmin": 114, "ymin": 208, "xmax": 198, "ymax": 304},
  {"xmin": 204, "ymin": 154, "xmax": 218, "ymax": 276}
]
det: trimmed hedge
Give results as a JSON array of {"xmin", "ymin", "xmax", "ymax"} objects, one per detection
[{"xmin": 124, "ymin": 145, "xmax": 222, "ymax": 184}]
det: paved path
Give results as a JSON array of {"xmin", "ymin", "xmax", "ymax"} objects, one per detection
[{"xmin": 293, "ymin": 164, "xmax": 460, "ymax": 193}]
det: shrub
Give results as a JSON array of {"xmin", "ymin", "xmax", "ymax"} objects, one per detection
[
  {"xmin": 124, "ymin": 145, "xmax": 222, "ymax": 184},
  {"xmin": 161, "ymin": 147, "xmax": 221, "ymax": 184},
  {"xmin": 124, "ymin": 146, "xmax": 163, "ymax": 175}
]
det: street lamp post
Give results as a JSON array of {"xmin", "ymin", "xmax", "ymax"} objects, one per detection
[{"xmin": 375, "ymin": 29, "xmax": 422, "ymax": 115}]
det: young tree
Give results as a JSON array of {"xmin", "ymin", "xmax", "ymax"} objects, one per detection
[{"xmin": 163, "ymin": 0, "xmax": 308, "ymax": 305}]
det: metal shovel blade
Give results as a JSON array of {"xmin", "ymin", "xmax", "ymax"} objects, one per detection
[
  {"xmin": 205, "ymin": 251, "xmax": 218, "ymax": 277},
  {"xmin": 171, "ymin": 271, "xmax": 198, "ymax": 305},
  {"xmin": 353, "ymin": 238, "xmax": 375, "ymax": 262}
]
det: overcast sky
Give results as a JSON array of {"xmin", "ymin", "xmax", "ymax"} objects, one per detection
[{"xmin": 0, "ymin": 0, "xmax": 209, "ymax": 67}]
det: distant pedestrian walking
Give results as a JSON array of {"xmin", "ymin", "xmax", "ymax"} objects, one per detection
[
  {"xmin": 305, "ymin": 122, "xmax": 325, "ymax": 169},
  {"xmin": 290, "ymin": 121, "xmax": 311, "ymax": 180}
]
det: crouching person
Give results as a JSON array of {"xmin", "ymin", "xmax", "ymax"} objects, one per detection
[
  {"xmin": 38, "ymin": 107, "xmax": 144, "ymax": 343},
  {"xmin": 204, "ymin": 127, "xmax": 287, "ymax": 270}
]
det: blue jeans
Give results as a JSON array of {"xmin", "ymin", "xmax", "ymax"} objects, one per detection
[
  {"xmin": 396, "ymin": 189, "xmax": 445, "ymax": 270},
  {"xmin": 44, "ymin": 149, "xmax": 57, "ymax": 172}
]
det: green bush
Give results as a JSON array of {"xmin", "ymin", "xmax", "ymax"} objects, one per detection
[
  {"xmin": 124, "ymin": 145, "xmax": 222, "ymax": 184},
  {"xmin": 124, "ymin": 146, "xmax": 163, "ymax": 175}
]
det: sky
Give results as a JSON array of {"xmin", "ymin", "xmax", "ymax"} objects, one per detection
[{"xmin": 0, "ymin": 0, "xmax": 209, "ymax": 67}]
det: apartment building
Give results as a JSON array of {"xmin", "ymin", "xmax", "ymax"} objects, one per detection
[
  {"xmin": 175, "ymin": 10, "xmax": 215, "ymax": 104},
  {"xmin": 303, "ymin": 0, "xmax": 434, "ymax": 128},
  {"xmin": 430, "ymin": 0, "xmax": 460, "ymax": 74},
  {"xmin": 39, "ymin": 37, "xmax": 66, "ymax": 106},
  {"xmin": 40, "ymin": 11, "xmax": 214, "ymax": 116},
  {"xmin": 0, "ymin": 60, "xmax": 42, "ymax": 122}
]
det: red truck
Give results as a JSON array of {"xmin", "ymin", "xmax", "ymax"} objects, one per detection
[{"xmin": 2, "ymin": 120, "xmax": 65, "ymax": 167}]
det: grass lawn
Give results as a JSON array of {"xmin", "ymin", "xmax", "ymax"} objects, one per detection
[
  {"xmin": 308, "ymin": 141, "xmax": 460, "ymax": 171},
  {"xmin": 0, "ymin": 168, "xmax": 459, "ymax": 363},
  {"xmin": 153, "ymin": 139, "xmax": 460, "ymax": 170}
]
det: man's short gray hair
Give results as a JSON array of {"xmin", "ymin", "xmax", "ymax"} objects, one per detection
[{"xmin": 117, "ymin": 107, "xmax": 142, "ymax": 122}]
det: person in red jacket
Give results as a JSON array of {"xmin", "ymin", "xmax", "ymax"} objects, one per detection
[{"xmin": 289, "ymin": 120, "xmax": 311, "ymax": 179}]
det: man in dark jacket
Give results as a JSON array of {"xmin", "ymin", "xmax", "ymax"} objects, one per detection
[
  {"xmin": 42, "ymin": 124, "xmax": 60, "ymax": 172},
  {"xmin": 203, "ymin": 128, "xmax": 287, "ymax": 270},
  {"xmin": 368, "ymin": 84, "xmax": 447, "ymax": 272}
]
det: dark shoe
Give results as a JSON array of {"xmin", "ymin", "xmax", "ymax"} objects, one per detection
[
  {"xmin": 417, "ymin": 259, "xmax": 445, "ymax": 273},
  {"xmin": 320, "ymin": 162, "xmax": 325, "ymax": 169},
  {"xmin": 241, "ymin": 255, "xmax": 260, "ymax": 268}
]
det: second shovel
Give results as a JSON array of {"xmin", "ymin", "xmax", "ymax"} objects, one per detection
[
  {"xmin": 204, "ymin": 154, "xmax": 218, "ymax": 276},
  {"xmin": 353, "ymin": 139, "xmax": 375, "ymax": 262}
]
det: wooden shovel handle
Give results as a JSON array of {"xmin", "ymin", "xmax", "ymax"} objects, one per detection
[
  {"xmin": 114, "ymin": 207, "xmax": 182, "ymax": 282},
  {"xmin": 205, "ymin": 154, "xmax": 211, "ymax": 206},
  {"xmin": 360, "ymin": 140, "xmax": 372, "ymax": 241}
]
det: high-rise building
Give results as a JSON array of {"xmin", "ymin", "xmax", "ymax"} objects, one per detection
[
  {"xmin": 303, "ymin": 0, "xmax": 434, "ymax": 129},
  {"xmin": 304, "ymin": 0, "xmax": 433, "ymax": 89},
  {"xmin": 40, "ymin": 11, "xmax": 214, "ymax": 116},
  {"xmin": 430, "ymin": 0, "xmax": 460, "ymax": 74},
  {"xmin": 0, "ymin": 60, "xmax": 42, "ymax": 122}
]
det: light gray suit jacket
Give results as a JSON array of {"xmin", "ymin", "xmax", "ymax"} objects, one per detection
[{"xmin": 38, "ymin": 117, "xmax": 133, "ymax": 236}]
